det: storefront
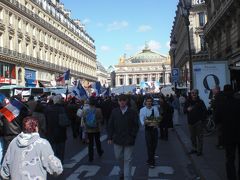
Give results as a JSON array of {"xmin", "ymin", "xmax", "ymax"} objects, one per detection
[
  {"xmin": 0, "ymin": 61, "xmax": 16, "ymax": 86},
  {"xmin": 25, "ymin": 68, "xmax": 37, "ymax": 87}
]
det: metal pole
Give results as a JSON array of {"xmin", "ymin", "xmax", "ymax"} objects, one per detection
[
  {"xmin": 173, "ymin": 51, "xmax": 177, "ymax": 91},
  {"xmin": 185, "ymin": 8, "xmax": 193, "ymax": 90}
]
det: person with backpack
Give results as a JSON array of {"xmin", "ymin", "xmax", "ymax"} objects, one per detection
[
  {"xmin": 82, "ymin": 97, "xmax": 104, "ymax": 162},
  {"xmin": 139, "ymin": 96, "xmax": 160, "ymax": 168}
]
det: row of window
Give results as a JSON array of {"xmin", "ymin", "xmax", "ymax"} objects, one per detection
[{"xmin": 118, "ymin": 75, "xmax": 171, "ymax": 85}]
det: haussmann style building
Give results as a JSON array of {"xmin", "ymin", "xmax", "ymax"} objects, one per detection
[{"xmin": 0, "ymin": 0, "xmax": 97, "ymax": 87}]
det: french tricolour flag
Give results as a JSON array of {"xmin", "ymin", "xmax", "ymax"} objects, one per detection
[{"xmin": 0, "ymin": 99, "xmax": 24, "ymax": 122}]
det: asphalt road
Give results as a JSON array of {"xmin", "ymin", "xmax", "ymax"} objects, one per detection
[{"xmin": 49, "ymin": 126, "xmax": 199, "ymax": 180}]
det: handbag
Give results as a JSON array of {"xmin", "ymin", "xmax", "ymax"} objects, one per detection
[{"xmin": 58, "ymin": 112, "xmax": 70, "ymax": 127}]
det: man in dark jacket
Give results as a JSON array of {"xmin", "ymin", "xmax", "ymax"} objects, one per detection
[
  {"xmin": 184, "ymin": 89, "xmax": 207, "ymax": 156},
  {"xmin": 215, "ymin": 85, "xmax": 240, "ymax": 180},
  {"xmin": 108, "ymin": 94, "xmax": 139, "ymax": 180}
]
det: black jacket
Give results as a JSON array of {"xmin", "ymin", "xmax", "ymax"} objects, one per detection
[
  {"xmin": 215, "ymin": 92, "xmax": 240, "ymax": 143},
  {"xmin": 184, "ymin": 98, "xmax": 207, "ymax": 125},
  {"xmin": 108, "ymin": 107, "xmax": 139, "ymax": 146}
]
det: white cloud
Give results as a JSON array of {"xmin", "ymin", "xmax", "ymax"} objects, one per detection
[
  {"xmin": 82, "ymin": 18, "xmax": 91, "ymax": 24},
  {"xmin": 148, "ymin": 40, "xmax": 161, "ymax": 51},
  {"xmin": 100, "ymin": 45, "xmax": 111, "ymax": 52},
  {"xmin": 166, "ymin": 41, "xmax": 170, "ymax": 49},
  {"xmin": 107, "ymin": 20, "xmax": 129, "ymax": 31},
  {"xmin": 124, "ymin": 44, "xmax": 133, "ymax": 51},
  {"xmin": 137, "ymin": 25, "xmax": 152, "ymax": 32}
]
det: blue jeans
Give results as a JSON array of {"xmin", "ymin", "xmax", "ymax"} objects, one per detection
[
  {"xmin": 114, "ymin": 144, "xmax": 134, "ymax": 180},
  {"xmin": 0, "ymin": 137, "xmax": 4, "ymax": 164}
]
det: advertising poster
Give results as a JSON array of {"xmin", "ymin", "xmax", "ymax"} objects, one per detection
[{"xmin": 193, "ymin": 61, "xmax": 230, "ymax": 107}]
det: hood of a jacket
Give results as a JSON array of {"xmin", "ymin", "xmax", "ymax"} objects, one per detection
[{"xmin": 16, "ymin": 132, "xmax": 40, "ymax": 148}]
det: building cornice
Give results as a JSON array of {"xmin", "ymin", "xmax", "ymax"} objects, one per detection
[
  {"xmin": 3, "ymin": 0, "xmax": 96, "ymax": 59},
  {"xmin": 204, "ymin": 0, "xmax": 234, "ymax": 35},
  {"xmin": 30, "ymin": 0, "xmax": 95, "ymax": 48}
]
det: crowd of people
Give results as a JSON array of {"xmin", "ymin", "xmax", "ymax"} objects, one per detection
[{"xmin": 0, "ymin": 84, "xmax": 239, "ymax": 180}]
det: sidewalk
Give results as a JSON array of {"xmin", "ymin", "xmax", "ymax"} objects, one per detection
[{"xmin": 174, "ymin": 113, "xmax": 227, "ymax": 180}]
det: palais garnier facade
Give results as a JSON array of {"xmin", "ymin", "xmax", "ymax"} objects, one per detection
[{"xmin": 114, "ymin": 44, "xmax": 171, "ymax": 89}]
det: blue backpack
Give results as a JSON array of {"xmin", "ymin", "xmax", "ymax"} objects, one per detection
[{"xmin": 85, "ymin": 108, "xmax": 97, "ymax": 128}]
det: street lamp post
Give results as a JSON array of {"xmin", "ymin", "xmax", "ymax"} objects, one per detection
[
  {"xmin": 180, "ymin": 0, "xmax": 193, "ymax": 90},
  {"xmin": 170, "ymin": 36, "xmax": 177, "ymax": 91},
  {"xmin": 162, "ymin": 63, "xmax": 166, "ymax": 87}
]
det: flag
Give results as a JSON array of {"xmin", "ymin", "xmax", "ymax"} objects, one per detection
[
  {"xmin": 56, "ymin": 69, "xmax": 70, "ymax": 82},
  {"xmin": 71, "ymin": 80, "xmax": 88, "ymax": 99},
  {"xmin": 0, "ymin": 99, "xmax": 24, "ymax": 122},
  {"xmin": 95, "ymin": 81, "xmax": 101, "ymax": 95},
  {"xmin": 38, "ymin": 81, "xmax": 45, "ymax": 88},
  {"xmin": 101, "ymin": 87, "xmax": 110, "ymax": 97}
]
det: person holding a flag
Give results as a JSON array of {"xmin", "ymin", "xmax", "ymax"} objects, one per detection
[{"xmin": 0, "ymin": 96, "xmax": 30, "ymax": 156}]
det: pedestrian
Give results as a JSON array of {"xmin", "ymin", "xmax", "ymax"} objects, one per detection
[
  {"xmin": 159, "ymin": 96, "xmax": 174, "ymax": 141},
  {"xmin": 215, "ymin": 84, "xmax": 240, "ymax": 180},
  {"xmin": 0, "ymin": 116, "xmax": 63, "ymax": 179},
  {"xmin": 108, "ymin": 94, "xmax": 139, "ymax": 180},
  {"xmin": 82, "ymin": 97, "xmax": 104, "ymax": 162},
  {"xmin": 171, "ymin": 95, "xmax": 180, "ymax": 126},
  {"xmin": 139, "ymin": 96, "xmax": 160, "ymax": 168},
  {"xmin": 44, "ymin": 95, "xmax": 69, "ymax": 162},
  {"xmin": 184, "ymin": 89, "xmax": 207, "ymax": 156}
]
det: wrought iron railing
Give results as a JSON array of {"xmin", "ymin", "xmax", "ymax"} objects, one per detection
[
  {"xmin": 4, "ymin": 0, "xmax": 96, "ymax": 59},
  {"xmin": 0, "ymin": 47, "xmax": 97, "ymax": 81}
]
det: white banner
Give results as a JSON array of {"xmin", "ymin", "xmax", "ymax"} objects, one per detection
[
  {"xmin": 193, "ymin": 61, "xmax": 230, "ymax": 107},
  {"xmin": 14, "ymin": 89, "xmax": 31, "ymax": 96}
]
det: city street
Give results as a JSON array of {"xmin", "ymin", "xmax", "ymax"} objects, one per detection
[{"xmin": 51, "ymin": 126, "xmax": 199, "ymax": 180}]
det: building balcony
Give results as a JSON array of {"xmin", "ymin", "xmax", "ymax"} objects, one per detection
[
  {"xmin": 0, "ymin": 47, "xmax": 97, "ymax": 81},
  {"xmin": 3, "ymin": 0, "xmax": 96, "ymax": 59},
  {"xmin": 204, "ymin": 0, "xmax": 234, "ymax": 35}
]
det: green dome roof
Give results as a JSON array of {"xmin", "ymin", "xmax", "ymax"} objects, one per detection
[{"xmin": 130, "ymin": 46, "xmax": 166, "ymax": 63}]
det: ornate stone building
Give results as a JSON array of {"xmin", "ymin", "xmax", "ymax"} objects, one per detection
[
  {"xmin": 0, "ymin": 0, "xmax": 96, "ymax": 87},
  {"xmin": 114, "ymin": 45, "xmax": 171, "ymax": 88},
  {"xmin": 204, "ymin": 0, "xmax": 240, "ymax": 91},
  {"xmin": 96, "ymin": 61, "xmax": 108, "ymax": 86},
  {"xmin": 170, "ymin": 0, "xmax": 208, "ymax": 87}
]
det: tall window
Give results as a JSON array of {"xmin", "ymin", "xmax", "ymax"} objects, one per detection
[
  {"xmin": 0, "ymin": 7, "xmax": 3, "ymax": 20},
  {"xmin": 152, "ymin": 77, "xmax": 156, "ymax": 82},
  {"xmin": 199, "ymin": 35, "xmax": 206, "ymax": 51},
  {"xmin": 128, "ymin": 78, "xmax": 132, "ymax": 85},
  {"xmin": 198, "ymin": 12, "xmax": 205, "ymax": 27},
  {"xmin": 18, "ymin": 40, "xmax": 22, "ymax": 53},
  {"xmin": 0, "ymin": 33, "xmax": 3, "ymax": 47},
  {"xmin": 120, "ymin": 79, "xmax": 123, "ymax": 85},
  {"xmin": 9, "ymin": 12, "xmax": 13, "ymax": 24},
  {"xmin": 9, "ymin": 37, "xmax": 13, "ymax": 50},
  {"xmin": 144, "ymin": 77, "xmax": 148, "ymax": 82},
  {"xmin": 18, "ymin": 17, "xmax": 21, "ymax": 29},
  {"xmin": 136, "ymin": 78, "xmax": 140, "ymax": 84}
]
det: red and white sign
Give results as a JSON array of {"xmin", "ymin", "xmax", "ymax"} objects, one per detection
[{"xmin": 0, "ymin": 77, "xmax": 16, "ymax": 84}]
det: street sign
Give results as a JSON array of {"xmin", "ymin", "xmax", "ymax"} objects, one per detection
[{"xmin": 171, "ymin": 68, "xmax": 179, "ymax": 83}]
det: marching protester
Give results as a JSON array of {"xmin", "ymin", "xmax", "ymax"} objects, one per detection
[
  {"xmin": 82, "ymin": 97, "xmax": 104, "ymax": 162},
  {"xmin": 0, "ymin": 116, "xmax": 63, "ymax": 179},
  {"xmin": 44, "ymin": 95, "xmax": 70, "ymax": 162},
  {"xmin": 139, "ymin": 96, "xmax": 160, "ymax": 168},
  {"xmin": 0, "ymin": 95, "xmax": 30, "ymax": 156},
  {"xmin": 108, "ymin": 94, "xmax": 139, "ymax": 180},
  {"xmin": 159, "ymin": 95, "xmax": 174, "ymax": 141},
  {"xmin": 184, "ymin": 89, "xmax": 207, "ymax": 156},
  {"xmin": 215, "ymin": 84, "xmax": 240, "ymax": 180},
  {"xmin": 171, "ymin": 95, "xmax": 180, "ymax": 126}
]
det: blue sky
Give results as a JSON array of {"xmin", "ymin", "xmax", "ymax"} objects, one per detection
[{"xmin": 61, "ymin": 0, "xmax": 179, "ymax": 68}]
